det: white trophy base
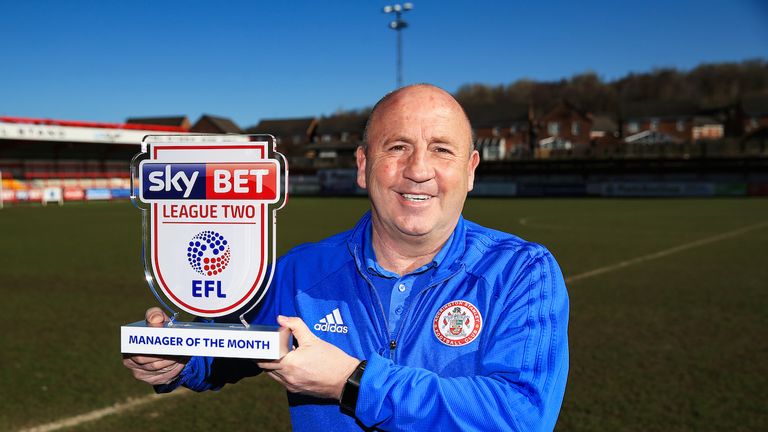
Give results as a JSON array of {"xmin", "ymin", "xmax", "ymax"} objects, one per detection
[{"xmin": 121, "ymin": 321, "xmax": 290, "ymax": 359}]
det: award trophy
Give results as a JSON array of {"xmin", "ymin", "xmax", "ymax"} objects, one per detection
[{"xmin": 120, "ymin": 134, "xmax": 289, "ymax": 359}]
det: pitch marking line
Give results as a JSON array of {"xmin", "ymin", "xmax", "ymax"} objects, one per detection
[
  {"xmin": 19, "ymin": 221, "xmax": 768, "ymax": 431},
  {"xmin": 565, "ymin": 220, "xmax": 768, "ymax": 284},
  {"xmin": 18, "ymin": 389, "xmax": 189, "ymax": 432}
]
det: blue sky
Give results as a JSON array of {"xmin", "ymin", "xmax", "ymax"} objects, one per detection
[{"xmin": 1, "ymin": 0, "xmax": 766, "ymax": 128}]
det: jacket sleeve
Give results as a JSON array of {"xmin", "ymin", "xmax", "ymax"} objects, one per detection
[
  {"xmin": 355, "ymin": 251, "xmax": 569, "ymax": 431},
  {"xmin": 155, "ymin": 260, "xmax": 296, "ymax": 394}
]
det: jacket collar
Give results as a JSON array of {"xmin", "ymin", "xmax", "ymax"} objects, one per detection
[{"xmin": 347, "ymin": 211, "xmax": 467, "ymax": 280}]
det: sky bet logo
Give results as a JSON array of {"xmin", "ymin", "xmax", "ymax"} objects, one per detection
[{"xmin": 140, "ymin": 162, "xmax": 278, "ymax": 201}]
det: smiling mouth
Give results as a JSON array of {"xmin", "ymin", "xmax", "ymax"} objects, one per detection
[{"xmin": 401, "ymin": 193, "xmax": 432, "ymax": 202}]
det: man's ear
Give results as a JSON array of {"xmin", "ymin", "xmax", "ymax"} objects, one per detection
[
  {"xmin": 355, "ymin": 146, "xmax": 367, "ymax": 189},
  {"xmin": 466, "ymin": 150, "xmax": 480, "ymax": 191}
]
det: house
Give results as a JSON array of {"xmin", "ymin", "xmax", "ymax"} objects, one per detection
[
  {"xmin": 742, "ymin": 94, "xmax": 768, "ymax": 134},
  {"xmin": 622, "ymin": 114, "xmax": 724, "ymax": 142},
  {"xmin": 740, "ymin": 126, "xmax": 768, "ymax": 155},
  {"xmin": 125, "ymin": 116, "xmax": 190, "ymax": 131},
  {"xmin": 307, "ymin": 112, "xmax": 368, "ymax": 168},
  {"xmin": 244, "ymin": 117, "xmax": 317, "ymax": 145},
  {"xmin": 313, "ymin": 111, "xmax": 368, "ymax": 144},
  {"xmin": 590, "ymin": 114, "xmax": 618, "ymax": 140},
  {"xmin": 692, "ymin": 116, "xmax": 724, "ymax": 140},
  {"xmin": 305, "ymin": 140, "xmax": 359, "ymax": 168},
  {"xmin": 190, "ymin": 115, "xmax": 241, "ymax": 134},
  {"xmin": 620, "ymin": 101, "xmax": 724, "ymax": 142},
  {"xmin": 244, "ymin": 117, "xmax": 318, "ymax": 167},
  {"xmin": 624, "ymin": 130, "xmax": 683, "ymax": 145},
  {"xmin": 536, "ymin": 101, "xmax": 592, "ymax": 154},
  {"xmin": 581, "ymin": 114, "xmax": 620, "ymax": 157},
  {"xmin": 468, "ymin": 103, "xmax": 532, "ymax": 160},
  {"xmin": 622, "ymin": 114, "xmax": 689, "ymax": 142}
]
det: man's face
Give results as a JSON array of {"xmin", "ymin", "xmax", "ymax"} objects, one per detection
[{"xmin": 356, "ymin": 86, "xmax": 480, "ymax": 243}]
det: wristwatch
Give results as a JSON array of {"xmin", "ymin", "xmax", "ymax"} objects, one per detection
[{"xmin": 340, "ymin": 360, "xmax": 367, "ymax": 415}]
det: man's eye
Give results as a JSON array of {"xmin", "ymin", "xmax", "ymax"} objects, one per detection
[
  {"xmin": 389, "ymin": 145, "xmax": 406, "ymax": 151},
  {"xmin": 435, "ymin": 147, "xmax": 454, "ymax": 154}
]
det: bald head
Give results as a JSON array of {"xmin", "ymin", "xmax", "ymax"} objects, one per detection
[
  {"xmin": 363, "ymin": 84, "xmax": 474, "ymax": 155},
  {"xmin": 354, "ymin": 83, "xmax": 480, "ymax": 258}
]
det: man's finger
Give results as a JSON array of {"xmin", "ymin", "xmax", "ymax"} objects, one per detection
[
  {"xmin": 264, "ymin": 370, "xmax": 287, "ymax": 386},
  {"xmin": 277, "ymin": 315, "xmax": 315, "ymax": 345},
  {"xmin": 256, "ymin": 359, "xmax": 281, "ymax": 371},
  {"xmin": 145, "ymin": 307, "xmax": 168, "ymax": 327},
  {"xmin": 264, "ymin": 370, "xmax": 301, "ymax": 394},
  {"xmin": 124, "ymin": 354, "xmax": 175, "ymax": 365},
  {"xmin": 133, "ymin": 363, "xmax": 183, "ymax": 385},
  {"xmin": 126, "ymin": 357, "xmax": 179, "ymax": 372}
]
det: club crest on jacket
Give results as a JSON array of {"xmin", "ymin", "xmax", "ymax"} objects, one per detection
[{"xmin": 433, "ymin": 300, "xmax": 482, "ymax": 346}]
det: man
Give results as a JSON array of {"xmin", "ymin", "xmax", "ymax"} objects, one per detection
[{"xmin": 124, "ymin": 84, "xmax": 569, "ymax": 431}]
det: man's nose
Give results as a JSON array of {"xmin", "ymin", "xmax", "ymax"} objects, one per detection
[{"xmin": 403, "ymin": 148, "xmax": 434, "ymax": 183}]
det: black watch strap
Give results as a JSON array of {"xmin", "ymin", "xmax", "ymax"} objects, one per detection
[{"xmin": 340, "ymin": 360, "xmax": 367, "ymax": 415}]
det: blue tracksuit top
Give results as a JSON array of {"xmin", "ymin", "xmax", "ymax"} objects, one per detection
[{"xmin": 161, "ymin": 212, "xmax": 569, "ymax": 431}]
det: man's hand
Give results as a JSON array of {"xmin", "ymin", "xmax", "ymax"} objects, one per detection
[
  {"xmin": 122, "ymin": 307, "xmax": 188, "ymax": 385},
  {"xmin": 258, "ymin": 315, "xmax": 360, "ymax": 400}
]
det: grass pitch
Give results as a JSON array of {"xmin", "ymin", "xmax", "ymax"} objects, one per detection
[{"xmin": 1, "ymin": 198, "xmax": 766, "ymax": 431}]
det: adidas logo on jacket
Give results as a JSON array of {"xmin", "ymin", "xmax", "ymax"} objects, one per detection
[{"xmin": 314, "ymin": 308, "xmax": 349, "ymax": 333}]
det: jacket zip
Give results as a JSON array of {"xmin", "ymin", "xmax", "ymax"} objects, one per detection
[
  {"xmin": 391, "ymin": 263, "xmax": 466, "ymax": 352},
  {"xmin": 353, "ymin": 245, "xmax": 395, "ymax": 357},
  {"xmin": 353, "ymin": 245, "xmax": 466, "ymax": 360}
]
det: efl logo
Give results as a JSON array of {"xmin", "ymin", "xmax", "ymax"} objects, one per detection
[
  {"xmin": 140, "ymin": 162, "xmax": 279, "ymax": 202},
  {"xmin": 187, "ymin": 231, "xmax": 231, "ymax": 277}
]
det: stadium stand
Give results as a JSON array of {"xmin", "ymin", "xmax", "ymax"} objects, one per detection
[{"xmin": 0, "ymin": 116, "xmax": 186, "ymax": 204}]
